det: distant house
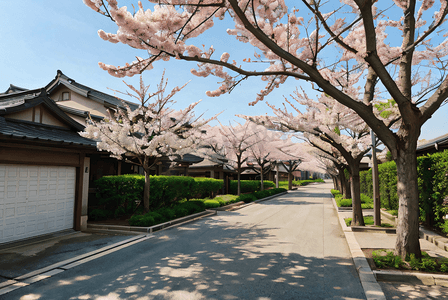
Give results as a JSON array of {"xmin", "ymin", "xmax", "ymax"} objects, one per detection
[
  {"xmin": 416, "ymin": 133, "xmax": 448, "ymax": 156},
  {"xmin": 0, "ymin": 89, "xmax": 96, "ymax": 243}
]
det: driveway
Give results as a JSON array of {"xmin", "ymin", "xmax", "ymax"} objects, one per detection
[
  {"xmin": 4, "ymin": 182, "xmax": 366, "ymax": 299},
  {"xmin": 0, "ymin": 231, "xmax": 135, "ymax": 283}
]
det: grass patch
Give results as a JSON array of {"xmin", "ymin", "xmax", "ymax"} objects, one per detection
[
  {"xmin": 372, "ymin": 250, "xmax": 448, "ymax": 273},
  {"xmin": 345, "ymin": 216, "xmax": 394, "ymax": 227},
  {"xmin": 387, "ymin": 210, "xmax": 398, "ymax": 216},
  {"xmin": 332, "ymin": 191, "xmax": 374, "ymax": 209}
]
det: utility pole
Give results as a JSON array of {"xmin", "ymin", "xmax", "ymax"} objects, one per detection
[{"xmin": 371, "ymin": 129, "xmax": 381, "ymax": 226}]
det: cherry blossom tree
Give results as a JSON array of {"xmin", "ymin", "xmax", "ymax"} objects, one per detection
[
  {"xmin": 84, "ymin": 0, "xmax": 448, "ymax": 257},
  {"xmin": 218, "ymin": 121, "xmax": 262, "ymax": 195},
  {"xmin": 248, "ymin": 125, "xmax": 297, "ymax": 190},
  {"xmin": 80, "ymin": 74, "xmax": 215, "ymax": 212},
  {"xmin": 243, "ymin": 91, "xmax": 372, "ymax": 225}
]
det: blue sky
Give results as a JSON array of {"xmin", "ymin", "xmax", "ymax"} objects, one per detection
[{"xmin": 1, "ymin": 0, "xmax": 447, "ymax": 141}]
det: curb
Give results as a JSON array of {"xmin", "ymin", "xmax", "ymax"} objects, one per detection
[
  {"xmin": 86, "ymin": 210, "xmax": 217, "ymax": 234},
  {"xmin": 228, "ymin": 191, "xmax": 289, "ymax": 211},
  {"xmin": 373, "ymin": 270, "xmax": 448, "ymax": 287},
  {"xmin": 331, "ymin": 196, "xmax": 387, "ymax": 300},
  {"xmin": 420, "ymin": 227, "xmax": 448, "ymax": 252}
]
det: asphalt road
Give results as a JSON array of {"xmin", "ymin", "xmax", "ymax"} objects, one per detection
[{"xmin": 6, "ymin": 182, "xmax": 366, "ymax": 300}]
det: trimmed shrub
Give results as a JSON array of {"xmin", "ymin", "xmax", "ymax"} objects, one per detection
[
  {"xmin": 128, "ymin": 200, "xmax": 206, "ymax": 227},
  {"xmin": 253, "ymin": 190, "xmax": 271, "ymax": 199},
  {"xmin": 237, "ymin": 194, "xmax": 257, "ymax": 203},
  {"xmin": 191, "ymin": 178, "xmax": 223, "ymax": 199},
  {"xmin": 270, "ymin": 188, "xmax": 287, "ymax": 194},
  {"xmin": 204, "ymin": 200, "xmax": 220, "ymax": 209},
  {"xmin": 94, "ymin": 174, "xmax": 144, "ymax": 218},
  {"xmin": 229, "ymin": 180, "xmax": 275, "ymax": 194},
  {"xmin": 94, "ymin": 175, "xmax": 222, "ymax": 215},
  {"xmin": 331, "ymin": 189, "xmax": 341, "ymax": 196},
  {"xmin": 336, "ymin": 198, "xmax": 352, "ymax": 207}
]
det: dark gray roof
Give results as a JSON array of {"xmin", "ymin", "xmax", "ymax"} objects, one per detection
[
  {"xmin": 174, "ymin": 153, "xmax": 204, "ymax": 164},
  {"xmin": 2, "ymin": 84, "xmax": 28, "ymax": 94},
  {"xmin": 417, "ymin": 132, "xmax": 448, "ymax": 153},
  {"xmin": 0, "ymin": 116, "xmax": 96, "ymax": 146},
  {"xmin": 0, "ymin": 88, "xmax": 85, "ymax": 131},
  {"xmin": 46, "ymin": 70, "xmax": 139, "ymax": 110}
]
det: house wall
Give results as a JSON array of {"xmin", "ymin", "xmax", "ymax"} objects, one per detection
[
  {"xmin": 5, "ymin": 105, "xmax": 70, "ymax": 129},
  {"xmin": 50, "ymin": 86, "xmax": 109, "ymax": 120},
  {"xmin": 6, "ymin": 109, "xmax": 33, "ymax": 122}
]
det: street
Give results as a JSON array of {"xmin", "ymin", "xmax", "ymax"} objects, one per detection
[{"xmin": 6, "ymin": 182, "xmax": 366, "ymax": 300}]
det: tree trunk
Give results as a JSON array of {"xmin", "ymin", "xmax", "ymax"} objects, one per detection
[
  {"xmin": 260, "ymin": 165, "xmax": 264, "ymax": 191},
  {"xmin": 338, "ymin": 171, "xmax": 345, "ymax": 196},
  {"xmin": 333, "ymin": 176, "xmax": 339, "ymax": 191},
  {"xmin": 339, "ymin": 170, "xmax": 350, "ymax": 199},
  {"xmin": 345, "ymin": 177, "xmax": 352, "ymax": 199},
  {"xmin": 237, "ymin": 171, "xmax": 241, "ymax": 196},
  {"xmin": 395, "ymin": 148, "xmax": 421, "ymax": 258},
  {"xmin": 275, "ymin": 163, "xmax": 279, "ymax": 188},
  {"xmin": 144, "ymin": 171, "xmax": 150, "ymax": 213},
  {"xmin": 350, "ymin": 164, "xmax": 365, "ymax": 226},
  {"xmin": 288, "ymin": 172, "xmax": 293, "ymax": 190}
]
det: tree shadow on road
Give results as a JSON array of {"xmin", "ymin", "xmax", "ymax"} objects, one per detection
[{"xmin": 12, "ymin": 213, "xmax": 366, "ymax": 300}]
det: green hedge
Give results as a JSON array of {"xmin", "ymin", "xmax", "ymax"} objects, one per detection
[
  {"xmin": 129, "ymin": 200, "xmax": 206, "ymax": 227},
  {"xmin": 417, "ymin": 151, "xmax": 448, "ymax": 229},
  {"xmin": 91, "ymin": 175, "xmax": 223, "ymax": 219},
  {"xmin": 360, "ymin": 151, "xmax": 448, "ymax": 231},
  {"xmin": 191, "ymin": 177, "xmax": 223, "ymax": 198},
  {"xmin": 360, "ymin": 161, "xmax": 398, "ymax": 211},
  {"xmin": 229, "ymin": 180, "xmax": 275, "ymax": 194}
]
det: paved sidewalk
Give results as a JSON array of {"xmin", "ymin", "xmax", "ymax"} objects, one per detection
[{"xmin": 337, "ymin": 203, "xmax": 448, "ymax": 299}]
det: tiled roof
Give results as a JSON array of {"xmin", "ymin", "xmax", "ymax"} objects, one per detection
[
  {"xmin": 0, "ymin": 117, "xmax": 96, "ymax": 147},
  {"xmin": 46, "ymin": 70, "xmax": 139, "ymax": 110},
  {"xmin": 0, "ymin": 89, "xmax": 85, "ymax": 131},
  {"xmin": 417, "ymin": 132, "xmax": 448, "ymax": 152},
  {"xmin": 174, "ymin": 153, "xmax": 204, "ymax": 164},
  {"xmin": 2, "ymin": 84, "xmax": 28, "ymax": 94}
]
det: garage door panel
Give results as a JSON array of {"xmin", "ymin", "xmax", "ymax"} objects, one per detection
[
  {"xmin": 48, "ymin": 201, "xmax": 56, "ymax": 213},
  {"xmin": 5, "ymin": 205, "xmax": 15, "ymax": 218},
  {"xmin": 17, "ymin": 203, "xmax": 26, "ymax": 216},
  {"xmin": 26, "ymin": 221, "xmax": 36, "ymax": 235},
  {"xmin": 27, "ymin": 202, "xmax": 37, "ymax": 215},
  {"xmin": 7, "ymin": 167, "xmax": 17, "ymax": 178},
  {"xmin": 1, "ymin": 165, "xmax": 76, "ymax": 244},
  {"xmin": 4, "ymin": 227, "xmax": 14, "ymax": 239},
  {"xmin": 37, "ymin": 203, "xmax": 47, "ymax": 214},
  {"xmin": 16, "ymin": 221, "xmax": 26, "ymax": 236}
]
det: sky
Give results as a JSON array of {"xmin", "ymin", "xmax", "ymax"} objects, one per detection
[{"xmin": 1, "ymin": 0, "xmax": 448, "ymax": 142}]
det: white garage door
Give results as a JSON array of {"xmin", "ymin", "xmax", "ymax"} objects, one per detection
[{"xmin": 0, "ymin": 164, "xmax": 76, "ymax": 244}]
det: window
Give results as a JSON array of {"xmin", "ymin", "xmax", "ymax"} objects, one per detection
[{"xmin": 62, "ymin": 91, "xmax": 70, "ymax": 101}]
